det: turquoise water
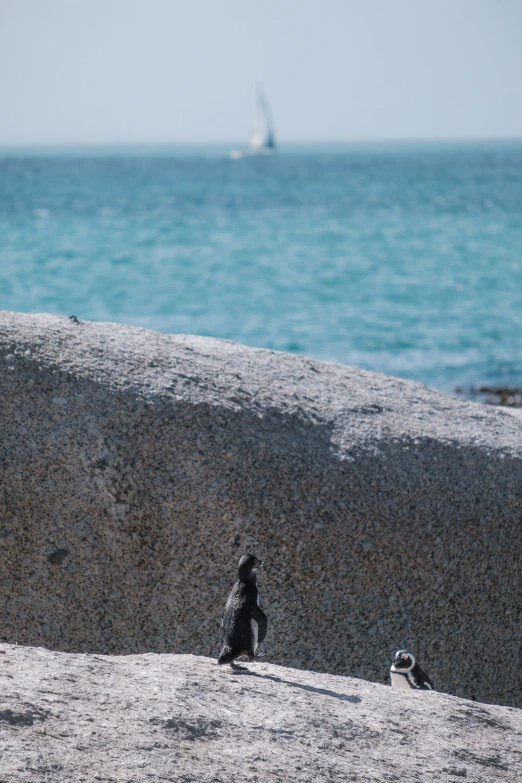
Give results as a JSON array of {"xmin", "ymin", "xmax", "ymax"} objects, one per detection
[{"xmin": 1, "ymin": 141, "xmax": 521, "ymax": 393}]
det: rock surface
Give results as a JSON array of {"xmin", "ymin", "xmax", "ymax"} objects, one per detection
[
  {"xmin": 1, "ymin": 311, "xmax": 522, "ymax": 707},
  {"xmin": 0, "ymin": 645, "xmax": 520, "ymax": 783}
]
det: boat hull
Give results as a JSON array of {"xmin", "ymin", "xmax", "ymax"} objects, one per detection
[{"xmin": 230, "ymin": 147, "xmax": 276, "ymax": 160}]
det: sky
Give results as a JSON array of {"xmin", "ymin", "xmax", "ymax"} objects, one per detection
[{"xmin": 1, "ymin": 0, "xmax": 521, "ymax": 145}]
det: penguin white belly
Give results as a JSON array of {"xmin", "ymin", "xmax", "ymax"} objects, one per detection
[
  {"xmin": 391, "ymin": 670, "xmax": 412, "ymax": 690},
  {"xmin": 250, "ymin": 618, "xmax": 258, "ymax": 652}
]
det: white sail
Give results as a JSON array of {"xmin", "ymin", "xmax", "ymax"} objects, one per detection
[
  {"xmin": 231, "ymin": 86, "xmax": 276, "ymax": 159},
  {"xmin": 250, "ymin": 99, "xmax": 266, "ymax": 149},
  {"xmin": 259, "ymin": 91, "xmax": 276, "ymax": 149}
]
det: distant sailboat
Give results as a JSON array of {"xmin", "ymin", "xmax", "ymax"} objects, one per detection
[{"xmin": 230, "ymin": 86, "xmax": 276, "ymax": 159}]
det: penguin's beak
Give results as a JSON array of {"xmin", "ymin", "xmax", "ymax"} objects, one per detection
[{"xmin": 257, "ymin": 560, "xmax": 264, "ymax": 569}]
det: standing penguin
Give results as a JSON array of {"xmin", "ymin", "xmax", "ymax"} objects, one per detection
[
  {"xmin": 218, "ymin": 554, "xmax": 268, "ymax": 671},
  {"xmin": 390, "ymin": 649, "xmax": 434, "ymax": 690}
]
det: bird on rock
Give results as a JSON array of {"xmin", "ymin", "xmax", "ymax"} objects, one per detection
[
  {"xmin": 390, "ymin": 649, "xmax": 434, "ymax": 690},
  {"xmin": 218, "ymin": 553, "xmax": 267, "ymax": 671}
]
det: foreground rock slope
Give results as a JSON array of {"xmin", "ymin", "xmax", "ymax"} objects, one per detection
[
  {"xmin": 1, "ymin": 311, "xmax": 522, "ymax": 707},
  {"xmin": 0, "ymin": 645, "xmax": 520, "ymax": 783}
]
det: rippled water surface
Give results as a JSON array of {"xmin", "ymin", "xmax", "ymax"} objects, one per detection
[{"xmin": 1, "ymin": 141, "xmax": 521, "ymax": 393}]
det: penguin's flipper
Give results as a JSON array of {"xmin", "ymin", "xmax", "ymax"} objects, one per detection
[
  {"xmin": 252, "ymin": 605, "xmax": 268, "ymax": 645},
  {"xmin": 417, "ymin": 665, "xmax": 435, "ymax": 690}
]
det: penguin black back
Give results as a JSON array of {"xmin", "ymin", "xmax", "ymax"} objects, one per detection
[
  {"xmin": 218, "ymin": 554, "xmax": 268, "ymax": 670},
  {"xmin": 390, "ymin": 650, "xmax": 434, "ymax": 690}
]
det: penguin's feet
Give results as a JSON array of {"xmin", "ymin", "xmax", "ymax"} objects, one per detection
[{"xmin": 230, "ymin": 662, "xmax": 249, "ymax": 672}]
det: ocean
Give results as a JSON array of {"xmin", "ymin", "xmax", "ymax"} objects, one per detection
[{"xmin": 1, "ymin": 141, "xmax": 521, "ymax": 397}]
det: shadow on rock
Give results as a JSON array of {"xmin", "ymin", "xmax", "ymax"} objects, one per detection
[{"xmin": 255, "ymin": 672, "xmax": 362, "ymax": 703}]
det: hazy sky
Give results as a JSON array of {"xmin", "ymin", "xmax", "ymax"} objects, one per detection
[{"xmin": 1, "ymin": 0, "xmax": 521, "ymax": 145}]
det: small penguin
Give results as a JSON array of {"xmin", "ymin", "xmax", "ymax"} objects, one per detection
[
  {"xmin": 390, "ymin": 649, "xmax": 434, "ymax": 690},
  {"xmin": 218, "ymin": 554, "xmax": 267, "ymax": 671}
]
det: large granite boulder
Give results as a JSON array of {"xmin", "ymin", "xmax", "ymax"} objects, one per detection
[
  {"xmin": 0, "ymin": 645, "xmax": 521, "ymax": 782},
  {"xmin": 0, "ymin": 311, "xmax": 521, "ymax": 707}
]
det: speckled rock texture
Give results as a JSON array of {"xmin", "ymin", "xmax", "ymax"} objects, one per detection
[
  {"xmin": 0, "ymin": 311, "xmax": 521, "ymax": 708},
  {"xmin": 1, "ymin": 645, "xmax": 521, "ymax": 783}
]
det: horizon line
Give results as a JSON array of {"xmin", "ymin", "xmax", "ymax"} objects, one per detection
[{"xmin": 1, "ymin": 135, "xmax": 522, "ymax": 151}]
